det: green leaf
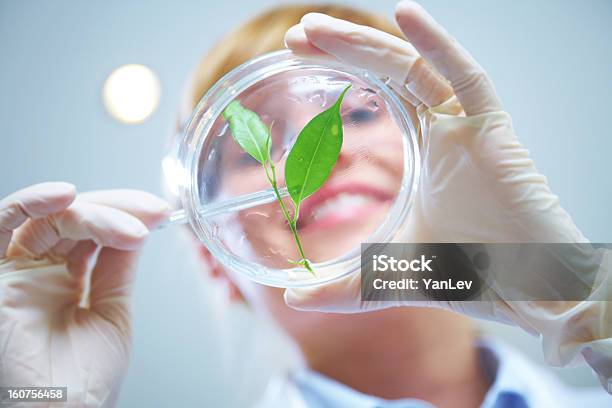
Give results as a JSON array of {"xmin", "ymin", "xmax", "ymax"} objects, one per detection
[
  {"xmin": 285, "ymin": 85, "xmax": 351, "ymax": 207},
  {"xmin": 222, "ymin": 100, "xmax": 271, "ymax": 164}
]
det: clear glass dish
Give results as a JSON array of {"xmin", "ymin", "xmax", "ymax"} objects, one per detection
[{"xmin": 165, "ymin": 50, "xmax": 420, "ymax": 288}]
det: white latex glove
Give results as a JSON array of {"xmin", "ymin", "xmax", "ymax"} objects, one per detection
[
  {"xmin": 283, "ymin": 0, "xmax": 612, "ymax": 393},
  {"xmin": 0, "ymin": 182, "xmax": 169, "ymax": 407}
]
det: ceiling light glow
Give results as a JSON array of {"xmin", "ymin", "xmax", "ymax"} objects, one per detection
[{"xmin": 103, "ymin": 64, "xmax": 161, "ymax": 124}]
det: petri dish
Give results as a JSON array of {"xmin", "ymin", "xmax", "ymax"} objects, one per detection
[{"xmin": 165, "ymin": 50, "xmax": 420, "ymax": 288}]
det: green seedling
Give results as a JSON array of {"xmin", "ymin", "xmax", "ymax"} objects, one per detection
[{"xmin": 223, "ymin": 84, "xmax": 351, "ymax": 273}]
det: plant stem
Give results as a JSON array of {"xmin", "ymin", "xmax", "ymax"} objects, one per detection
[{"xmin": 264, "ymin": 161, "xmax": 313, "ymax": 273}]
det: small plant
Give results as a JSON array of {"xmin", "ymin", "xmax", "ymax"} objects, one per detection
[{"xmin": 223, "ymin": 84, "xmax": 351, "ymax": 273}]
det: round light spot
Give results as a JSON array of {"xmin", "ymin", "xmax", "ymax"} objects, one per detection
[{"xmin": 103, "ymin": 64, "xmax": 161, "ymax": 124}]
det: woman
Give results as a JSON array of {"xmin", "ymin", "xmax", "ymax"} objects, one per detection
[{"xmin": 0, "ymin": 2, "xmax": 609, "ymax": 407}]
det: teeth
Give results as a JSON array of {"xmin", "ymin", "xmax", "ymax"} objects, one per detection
[{"xmin": 312, "ymin": 193, "xmax": 374, "ymax": 219}]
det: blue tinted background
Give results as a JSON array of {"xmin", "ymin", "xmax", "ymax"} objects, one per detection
[{"xmin": 1, "ymin": 0, "xmax": 611, "ymax": 406}]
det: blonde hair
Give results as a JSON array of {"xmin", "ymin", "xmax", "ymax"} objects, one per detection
[{"xmin": 185, "ymin": 4, "xmax": 401, "ymax": 110}]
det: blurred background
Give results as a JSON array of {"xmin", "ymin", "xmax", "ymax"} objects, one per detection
[{"xmin": 1, "ymin": 0, "xmax": 611, "ymax": 406}]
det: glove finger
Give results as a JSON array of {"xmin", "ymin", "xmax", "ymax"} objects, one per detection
[
  {"xmin": 10, "ymin": 201, "xmax": 149, "ymax": 258},
  {"xmin": 89, "ymin": 247, "xmax": 140, "ymax": 333},
  {"xmin": 285, "ymin": 24, "xmax": 335, "ymax": 60},
  {"xmin": 286, "ymin": 23, "xmax": 423, "ymax": 108},
  {"xmin": 394, "ymin": 1, "xmax": 502, "ymax": 115},
  {"xmin": 287, "ymin": 14, "xmax": 454, "ymax": 108},
  {"xmin": 0, "ymin": 182, "xmax": 76, "ymax": 258},
  {"xmin": 78, "ymin": 189, "xmax": 170, "ymax": 229}
]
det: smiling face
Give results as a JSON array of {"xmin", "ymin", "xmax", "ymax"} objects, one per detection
[
  {"xmin": 204, "ymin": 77, "xmax": 407, "ymax": 344},
  {"xmin": 213, "ymin": 75, "xmax": 404, "ymax": 269}
]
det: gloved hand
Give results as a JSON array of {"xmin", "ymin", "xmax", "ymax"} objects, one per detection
[
  {"xmin": 283, "ymin": 0, "xmax": 612, "ymax": 393},
  {"xmin": 0, "ymin": 182, "xmax": 169, "ymax": 407}
]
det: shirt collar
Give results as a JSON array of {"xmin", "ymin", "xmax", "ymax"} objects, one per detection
[
  {"xmin": 291, "ymin": 368, "xmax": 434, "ymax": 408},
  {"xmin": 477, "ymin": 338, "xmax": 565, "ymax": 408}
]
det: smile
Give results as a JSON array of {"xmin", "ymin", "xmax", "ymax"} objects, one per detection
[{"xmin": 297, "ymin": 182, "xmax": 393, "ymax": 232}]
